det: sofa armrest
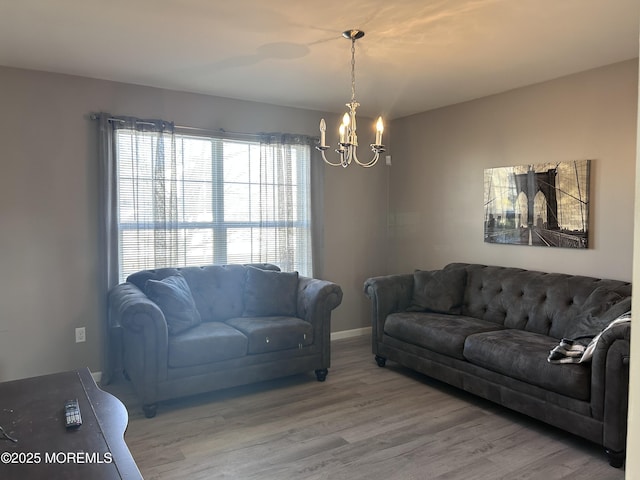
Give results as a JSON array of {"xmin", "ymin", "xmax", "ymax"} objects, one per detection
[
  {"xmin": 590, "ymin": 320, "xmax": 630, "ymax": 452},
  {"xmin": 297, "ymin": 277, "xmax": 343, "ymax": 322},
  {"xmin": 363, "ymin": 274, "xmax": 414, "ymax": 347},
  {"xmin": 296, "ymin": 277, "xmax": 343, "ymax": 367},
  {"xmin": 107, "ymin": 283, "xmax": 169, "ymax": 387}
]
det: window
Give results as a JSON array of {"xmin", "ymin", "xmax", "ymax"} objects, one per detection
[{"xmin": 114, "ymin": 128, "xmax": 312, "ymax": 282}]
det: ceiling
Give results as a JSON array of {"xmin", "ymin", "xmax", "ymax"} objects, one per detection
[{"xmin": 0, "ymin": 0, "xmax": 638, "ymax": 119}]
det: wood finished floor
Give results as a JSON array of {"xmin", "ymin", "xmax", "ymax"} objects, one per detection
[{"xmin": 103, "ymin": 335, "xmax": 625, "ymax": 480}]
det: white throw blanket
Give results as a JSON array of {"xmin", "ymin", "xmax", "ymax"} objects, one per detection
[{"xmin": 547, "ymin": 312, "xmax": 631, "ymax": 364}]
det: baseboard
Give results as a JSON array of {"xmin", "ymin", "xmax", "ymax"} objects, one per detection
[
  {"xmin": 331, "ymin": 327, "xmax": 372, "ymax": 341},
  {"xmin": 91, "ymin": 371, "xmax": 102, "ymax": 384}
]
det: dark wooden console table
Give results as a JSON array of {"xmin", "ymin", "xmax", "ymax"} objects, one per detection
[{"xmin": 0, "ymin": 367, "xmax": 141, "ymax": 479}]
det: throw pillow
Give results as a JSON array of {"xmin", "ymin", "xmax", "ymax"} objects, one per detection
[
  {"xmin": 564, "ymin": 286, "xmax": 629, "ymax": 341},
  {"xmin": 243, "ymin": 267, "xmax": 299, "ymax": 317},
  {"xmin": 407, "ymin": 268, "xmax": 467, "ymax": 314},
  {"xmin": 145, "ymin": 274, "xmax": 202, "ymax": 335}
]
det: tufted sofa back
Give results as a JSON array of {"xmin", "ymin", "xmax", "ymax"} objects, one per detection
[
  {"xmin": 126, "ymin": 263, "xmax": 281, "ymax": 322},
  {"xmin": 447, "ymin": 263, "xmax": 631, "ymax": 339}
]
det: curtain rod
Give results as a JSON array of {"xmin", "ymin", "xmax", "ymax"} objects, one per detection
[
  {"xmin": 176, "ymin": 124, "xmax": 262, "ymax": 139},
  {"xmin": 89, "ymin": 113, "xmax": 308, "ymax": 140}
]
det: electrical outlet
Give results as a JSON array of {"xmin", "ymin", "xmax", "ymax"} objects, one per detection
[
  {"xmin": 385, "ymin": 155, "xmax": 392, "ymax": 166},
  {"xmin": 75, "ymin": 327, "xmax": 86, "ymax": 343}
]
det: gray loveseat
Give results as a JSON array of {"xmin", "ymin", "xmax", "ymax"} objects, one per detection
[
  {"xmin": 108, "ymin": 263, "xmax": 343, "ymax": 417},
  {"xmin": 364, "ymin": 263, "xmax": 631, "ymax": 467}
]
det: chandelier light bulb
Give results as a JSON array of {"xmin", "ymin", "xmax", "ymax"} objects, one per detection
[
  {"xmin": 319, "ymin": 118, "xmax": 326, "ymax": 147},
  {"xmin": 376, "ymin": 116, "xmax": 384, "ymax": 145}
]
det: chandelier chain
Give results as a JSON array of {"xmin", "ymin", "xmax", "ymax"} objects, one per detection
[{"xmin": 350, "ymin": 37, "xmax": 356, "ymax": 103}]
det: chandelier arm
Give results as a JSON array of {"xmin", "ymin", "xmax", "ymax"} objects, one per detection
[
  {"xmin": 320, "ymin": 148, "xmax": 349, "ymax": 167},
  {"xmin": 353, "ymin": 151, "xmax": 380, "ymax": 168}
]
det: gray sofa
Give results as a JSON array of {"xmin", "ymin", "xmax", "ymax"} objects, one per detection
[
  {"xmin": 364, "ymin": 263, "xmax": 631, "ymax": 467},
  {"xmin": 108, "ymin": 263, "xmax": 342, "ymax": 418}
]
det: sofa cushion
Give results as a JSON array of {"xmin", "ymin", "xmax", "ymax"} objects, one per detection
[
  {"xmin": 463, "ymin": 329, "xmax": 590, "ymax": 401},
  {"xmin": 384, "ymin": 312, "xmax": 503, "ymax": 359},
  {"xmin": 407, "ymin": 268, "xmax": 466, "ymax": 314},
  {"xmin": 178, "ymin": 265, "xmax": 248, "ymax": 322},
  {"xmin": 168, "ymin": 322, "xmax": 248, "ymax": 368},
  {"xmin": 225, "ymin": 316, "xmax": 313, "ymax": 354},
  {"xmin": 243, "ymin": 267, "xmax": 299, "ymax": 317},
  {"xmin": 145, "ymin": 275, "xmax": 202, "ymax": 335}
]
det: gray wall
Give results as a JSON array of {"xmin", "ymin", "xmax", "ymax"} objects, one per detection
[
  {"xmin": 0, "ymin": 66, "xmax": 388, "ymax": 381},
  {"xmin": 388, "ymin": 59, "xmax": 638, "ymax": 281}
]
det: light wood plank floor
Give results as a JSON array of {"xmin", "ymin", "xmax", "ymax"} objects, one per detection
[{"xmin": 103, "ymin": 335, "xmax": 625, "ymax": 480}]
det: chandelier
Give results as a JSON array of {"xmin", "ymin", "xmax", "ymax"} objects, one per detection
[{"xmin": 317, "ymin": 29, "xmax": 385, "ymax": 168}]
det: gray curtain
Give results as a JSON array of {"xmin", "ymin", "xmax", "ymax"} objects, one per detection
[
  {"xmin": 95, "ymin": 113, "xmax": 118, "ymax": 384},
  {"xmin": 95, "ymin": 112, "xmax": 176, "ymax": 383},
  {"xmin": 96, "ymin": 113, "xmax": 119, "ymax": 292},
  {"xmin": 257, "ymin": 134, "xmax": 315, "ymax": 276},
  {"xmin": 310, "ymin": 146, "xmax": 325, "ymax": 279},
  {"xmin": 97, "ymin": 113, "xmax": 177, "ymax": 288}
]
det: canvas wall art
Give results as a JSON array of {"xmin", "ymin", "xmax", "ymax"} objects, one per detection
[{"xmin": 484, "ymin": 160, "xmax": 591, "ymax": 248}]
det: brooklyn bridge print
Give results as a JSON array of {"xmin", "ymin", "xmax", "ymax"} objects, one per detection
[{"xmin": 484, "ymin": 160, "xmax": 591, "ymax": 248}]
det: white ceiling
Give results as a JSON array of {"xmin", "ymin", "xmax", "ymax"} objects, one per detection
[{"xmin": 0, "ymin": 0, "xmax": 638, "ymax": 119}]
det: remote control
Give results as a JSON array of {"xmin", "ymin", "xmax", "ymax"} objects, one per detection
[{"xmin": 64, "ymin": 399, "xmax": 82, "ymax": 429}]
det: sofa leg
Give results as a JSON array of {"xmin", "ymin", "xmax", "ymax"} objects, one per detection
[
  {"xmin": 605, "ymin": 449, "xmax": 625, "ymax": 468},
  {"xmin": 315, "ymin": 369, "xmax": 328, "ymax": 382},
  {"xmin": 375, "ymin": 355, "xmax": 387, "ymax": 368},
  {"xmin": 143, "ymin": 404, "xmax": 157, "ymax": 419}
]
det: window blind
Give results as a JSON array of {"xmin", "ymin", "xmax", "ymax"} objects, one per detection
[{"xmin": 115, "ymin": 129, "xmax": 312, "ymax": 282}]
